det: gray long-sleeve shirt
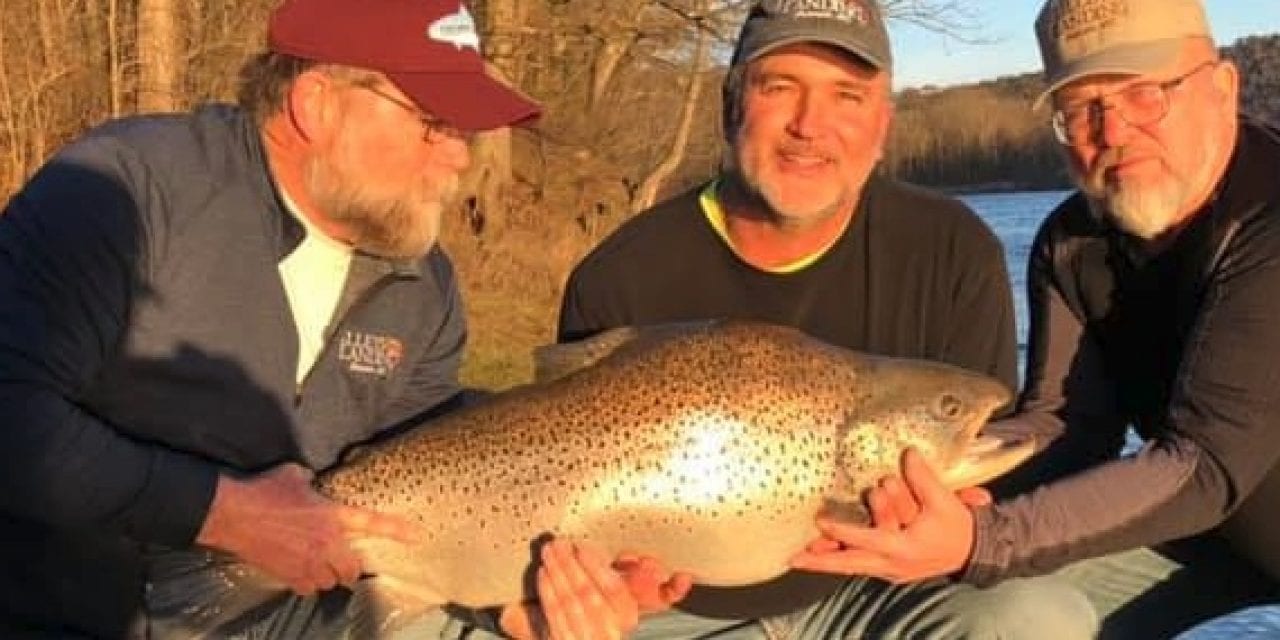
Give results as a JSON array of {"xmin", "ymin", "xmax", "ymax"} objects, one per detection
[{"xmin": 0, "ymin": 105, "xmax": 466, "ymax": 635}]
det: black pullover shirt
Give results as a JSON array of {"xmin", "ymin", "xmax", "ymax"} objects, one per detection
[{"xmin": 971, "ymin": 119, "xmax": 1280, "ymax": 587}]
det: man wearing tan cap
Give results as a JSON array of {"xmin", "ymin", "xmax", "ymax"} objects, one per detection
[
  {"xmin": 0, "ymin": 0, "xmax": 680, "ymax": 638},
  {"xmin": 791, "ymin": 0, "xmax": 1280, "ymax": 636}
]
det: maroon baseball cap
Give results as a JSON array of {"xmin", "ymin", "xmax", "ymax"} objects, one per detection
[{"xmin": 268, "ymin": 0, "xmax": 540, "ymax": 131}]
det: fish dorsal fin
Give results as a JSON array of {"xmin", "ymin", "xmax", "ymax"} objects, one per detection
[
  {"xmin": 534, "ymin": 320, "xmax": 719, "ymax": 383},
  {"xmin": 534, "ymin": 326, "xmax": 642, "ymax": 383}
]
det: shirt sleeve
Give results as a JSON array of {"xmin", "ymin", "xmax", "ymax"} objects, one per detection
[
  {"xmin": 963, "ymin": 214, "xmax": 1280, "ymax": 585},
  {"xmin": 937, "ymin": 212, "xmax": 1020, "ymax": 405},
  {"xmin": 984, "ymin": 232, "xmax": 1130, "ymax": 496},
  {"xmin": 556, "ymin": 266, "xmax": 601, "ymax": 343},
  {"xmin": 0, "ymin": 145, "xmax": 218, "ymax": 547}
]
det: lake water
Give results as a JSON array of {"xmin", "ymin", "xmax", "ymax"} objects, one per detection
[{"xmin": 959, "ymin": 189, "xmax": 1073, "ymax": 375}]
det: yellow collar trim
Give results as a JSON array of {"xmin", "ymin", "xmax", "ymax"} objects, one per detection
[{"xmin": 700, "ymin": 180, "xmax": 844, "ymax": 274}]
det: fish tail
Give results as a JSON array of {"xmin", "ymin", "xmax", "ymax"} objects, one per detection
[{"xmin": 144, "ymin": 546, "xmax": 287, "ymax": 637}]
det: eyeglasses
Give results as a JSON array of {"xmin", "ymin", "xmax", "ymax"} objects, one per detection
[
  {"xmin": 353, "ymin": 83, "xmax": 473, "ymax": 144},
  {"xmin": 1050, "ymin": 61, "xmax": 1217, "ymax": 145}
]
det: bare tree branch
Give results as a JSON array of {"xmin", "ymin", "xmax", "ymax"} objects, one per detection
[{"xmin": 882, "ymin": 0, "xmax": 992, "ymax": 44}]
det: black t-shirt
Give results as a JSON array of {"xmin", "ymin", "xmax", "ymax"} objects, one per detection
[{"xmin": 559, "ymin": 173, "xmax": 1019, "ymax": 395}]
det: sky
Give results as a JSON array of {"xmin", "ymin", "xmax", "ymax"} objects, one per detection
[{"xmin": 890, "ymin": 1, "xmax": 1280, "ymax": 90}]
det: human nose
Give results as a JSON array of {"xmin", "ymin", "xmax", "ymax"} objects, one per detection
[
  {"xmin": 434, "ymin": 135, "xmax": 471, "ymax": 172},
  {"xmin": 786, "ymin": 90, "xmax": 827, "ymax": 139},
  {"xmin": 1095, "ymin": 102, "xmax": 1136, "ymax": 147}
]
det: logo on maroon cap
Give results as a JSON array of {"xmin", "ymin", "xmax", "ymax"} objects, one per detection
[{"xmin": 427, "ymin": 4, "xmax": 481, "ymax": 52}]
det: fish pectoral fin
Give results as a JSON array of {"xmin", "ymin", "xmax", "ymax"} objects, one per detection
[
  {"xmin": 143, "ymin": 546, "xmax": 285, "ymax": 636},
  {"xmin": 353, "ymin": 534, "xmax": 456, "ymax": 584},
  {"xmin": 350, "ymin": 574, "xmax": 446, "ymax": 639},
  {"xmin": 820, "ymin": 497, "xmax": 871, "ymax": 525}
]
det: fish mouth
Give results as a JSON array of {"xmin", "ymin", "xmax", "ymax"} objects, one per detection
[{"xmin": 940, "ymin": 431, "xmax": 1036, "ymax": 490}]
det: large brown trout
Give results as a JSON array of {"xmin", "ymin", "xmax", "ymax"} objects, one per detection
[{"xmin": 146, "ymin": 320, "xmax": 1031, "ymax": 637}]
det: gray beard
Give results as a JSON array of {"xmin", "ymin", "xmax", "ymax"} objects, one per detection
[
  {"xmin": 302, "ymin": 157, "xmax": 453, "ymax": 260},
  {"xmin": 1092, "ymin": 180, "xmax": 1185, "ymax": 240}
]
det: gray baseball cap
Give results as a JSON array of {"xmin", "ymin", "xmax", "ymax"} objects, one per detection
[{"xmin": 731, "ymin": 0, "xmax": 893, "ymax": 72}]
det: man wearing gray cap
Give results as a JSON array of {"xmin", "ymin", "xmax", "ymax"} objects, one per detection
[
  {"xmin": 794, "ymin": 0, "xmax": 1280, "ymax": 637},
  {"xmin": 555, "ymin": 0, "xmax": 1098, "ymax": 638}
]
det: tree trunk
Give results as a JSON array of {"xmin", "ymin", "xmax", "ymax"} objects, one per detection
[
  {"xmin": 588, "ymin": 25, "xmax": 633, "ymax": 111},
  {"xmin": 137, "ymin": 0, "xmax": 181, "ymax": 113},
  {"xmin": 457, "ymin": 126, "xmax": 513, "ymax": 236},
  {"xmin": 105, "ymin": 0, "xmax": 123, "ymax": 118},
  {"xmin": 454, "ymin": 60, "xmax": 521, "ymax": 236},
  {"xmin": 0, "ymin": 20, "xmax": 22, "ymax": 194},
  {"xmin": 36, "ymin": 1, "xmax": 59, "ymax": 71},
  {"xmin": 28, "ymin": 0, "xmax": 62, "ymax": 163},
  {"xmin": 631, "ymin": 9, "xmax": 710, "ymax": 213},
  {"xmin": 480, "ymin": 0, "xmax": 526, "ymax": 89}
]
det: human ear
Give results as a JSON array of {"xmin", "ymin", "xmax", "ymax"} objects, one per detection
[
  {"xmin": 1208, "ymin": 60, "xmax": 1240, "ymax": 110},
  {"xmin": 285, "ymin": 69, "xmax": 341, "ymax": 143}
]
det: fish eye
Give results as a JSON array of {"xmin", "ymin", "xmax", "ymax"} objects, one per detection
[{"xmin": 935, "ymin": 393, "xmax": 964, "ymax": 419}]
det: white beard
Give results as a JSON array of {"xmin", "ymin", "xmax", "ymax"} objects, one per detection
[{"xmin": 1098, "ymin": 179, "xmax": 1185, "ymax": 239}]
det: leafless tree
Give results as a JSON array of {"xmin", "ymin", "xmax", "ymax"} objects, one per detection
[{"xmin": 137, "ymin": 0, "xmax": 181, "ymax": 113}]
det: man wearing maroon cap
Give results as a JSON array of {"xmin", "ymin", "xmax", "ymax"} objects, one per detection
[{"xmin": 0, "ymin": 0, "xmax": 671, "ymax": 637}]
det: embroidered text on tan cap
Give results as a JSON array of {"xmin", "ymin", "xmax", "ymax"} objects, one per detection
[{"xmin": 1033, "ymin": 0, "xmax": 1212, "ymax": 108}]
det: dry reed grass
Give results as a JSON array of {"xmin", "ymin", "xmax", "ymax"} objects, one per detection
[{"xmin": 441, "ymin": 177, "xmax": 642, "ymax": 391}]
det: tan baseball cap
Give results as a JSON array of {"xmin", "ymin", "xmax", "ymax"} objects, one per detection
[{"xmin": 1033, "ymin": 0, "xmax": 1213, "ymax": 108}]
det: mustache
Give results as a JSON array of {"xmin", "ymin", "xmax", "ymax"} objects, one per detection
[
  {"xmin": 1092, "ymin": 146, "xmax": 1168, "ymax": 176},
  {"xmin": 1092, "ymin": 147, "xmax": 1130, "ymax": 174},
  {"xmin": 1084, "ymin": 147, "xmax": 1131, "ymax": 188},
  {"xmin": 775, "ymin": 142, "xmax": 836, "ymax": 161}
]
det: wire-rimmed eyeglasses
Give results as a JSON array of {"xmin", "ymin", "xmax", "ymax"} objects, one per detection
[
  {"xmin": 354, "ymin": 83, "xmax": 474, "ymax": 144},
  {"xmin": 1050, "ymin": 61, "xmax": 1217, "ymax": 146}
]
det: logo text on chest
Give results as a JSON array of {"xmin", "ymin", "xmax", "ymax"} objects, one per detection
[{"xmin": 337, "ymin": 330, "xmax": 405, "ymax": 377}]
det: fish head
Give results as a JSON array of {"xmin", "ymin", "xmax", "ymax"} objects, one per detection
[{"xmin": 829, "ymin": 356, "xmax": 1031, "ymax": 516}]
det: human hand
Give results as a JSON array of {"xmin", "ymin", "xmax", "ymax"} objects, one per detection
[
  {"xmin": 611, "ymin": 550, "xmax": 694, "ymax": 614},
  {"xmin": 500, "ymin": 539, "xmax": 693, "ymax": 640},
  {"xmin": 790, "ymin": 448, "xmax": 981, "ymax": 583},
  {"xmin": 861, "ymin": 469, "xmax": 992, "ymax": 531},
  {"xmin": 195, "ymin": 463, "xmax": 417, "ymax": 596}
]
